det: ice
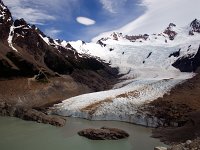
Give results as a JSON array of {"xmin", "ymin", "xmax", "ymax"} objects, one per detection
[
  {"xmin": 7, "ymin": 25, "xmax": 18, "ymax": 52},
  {"xmin": 52, "ymin": 23, "xmax": 199, "ymax": 126}
]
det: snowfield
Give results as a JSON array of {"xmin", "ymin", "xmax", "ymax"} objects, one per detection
[{"xmin": 52, "ymin": 24, "xmax": 200, "ymax": 127}]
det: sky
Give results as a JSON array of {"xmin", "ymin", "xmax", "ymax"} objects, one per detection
[
  {"xmin": 93, "ymin": 0, "xmax": 200, "ymax": 41},
  {"xmin": 3, "ymin": 0, "xmax": 145, "ymax": 41},
  {"xmin": 3, "ymin": 0, "xmax": 200, "ymax": 42}
]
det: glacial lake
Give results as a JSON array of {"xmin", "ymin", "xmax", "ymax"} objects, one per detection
[{"xmin": 0, "ymin": 116, "xmax": 166, "ymax": 150}]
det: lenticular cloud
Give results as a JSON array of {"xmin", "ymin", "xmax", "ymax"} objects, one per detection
[{"xmin": 76, "ymin": 17, "xmax": 96, "ymax": 26}]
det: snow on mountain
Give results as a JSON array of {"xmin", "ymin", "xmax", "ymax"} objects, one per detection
[
  {"xmin": 52, "ymin": 21, "xmax": 200, "ymax": 127},
  {"xmin": 92, "ymin": 0, "xmax": 200, "ymax": 42}
]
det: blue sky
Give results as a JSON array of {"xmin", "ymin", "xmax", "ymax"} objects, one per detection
[{"xmin": 3, "ymin": 0, "xmax": 145, "ymax": 41}]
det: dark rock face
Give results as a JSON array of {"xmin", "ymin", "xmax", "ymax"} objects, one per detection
[
  {"xmin": 146, "ymin": 100, "xmax": 193, "ymax": 127},
  {"xmin": 0, "ymin": 52, "xmax": 38, "ymax": 78},
  {"xmin": 112, "ymin": 32, "xmax": 120, "ymax": 40},
  {"xmin": 164, "ymin": 23, "xmax": 177, "ymax": 40},
  {"xmin": 97, "ymin": 40, "xmax": 106, "ymax": 47},
  {"xmin": 169, "ymin": 49, "xmax": 181, "ymax": 58},
  {"xmin": 0, "ymin": 102, "xmax": 66, "ymax": 126},
  {"xmin": 0, "ymin": 0, "xmax": 12, "ymax": 41},
  {"xmin": 78, "ymin": 127, "xmax": 129, "ymax": 140},
  {"xmin": 6, "ymin": 52, "xmax": 38, "ymax": 76},
  {"xmin": 172, "ymin": 46, "xmax": 200, "ymax": 72},
  {"xmin": 125, "ymin": 34, "xmax": 149, "ymax": 42},
  {"xmin": 189, "ymin": 19, "xmax": 200, "ymax": 35}
]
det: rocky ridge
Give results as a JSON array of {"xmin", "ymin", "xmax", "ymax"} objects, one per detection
[{"xmin": 0, "ymin": 102, "xmax": 65, "ymax": 126}]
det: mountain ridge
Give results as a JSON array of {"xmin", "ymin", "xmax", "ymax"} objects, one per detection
[
  {"xmin": 0, "ymin": 0, "xmax": 119, "ymax": 126},
  {"xmin": 0, "ymin": 0, "xmax": 118, "ymax": 87}
]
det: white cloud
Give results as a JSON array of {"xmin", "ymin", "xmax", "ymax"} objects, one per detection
[
  {"xmin": 3, "ymin": 0, "xmax": 80, "ymax": 24},
  {"xmin": 76, "ymin": 17, "xmax": 96, "ymax": 26},
  {"xmin": 99, "ymin": 0, "xmax": 127, "ymax": 13},
  {"xmin": 93, "ymin": 0, "xmax": 200, "ymax": 41},
  {"xmin": 3, "ymin": 0, "xmax": 55, "ymax": 24},
  {"xmin": 119, "ymin": 0, "xmax": 200, "ymax": 34},
  {"xmin": 44, "ymin": 28, "xmax": 61, "ymax": 38}
]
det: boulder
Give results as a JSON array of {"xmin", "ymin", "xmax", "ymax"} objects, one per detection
[{"xmin": 78, "ymin": 127, "xmax": 129, "ymax": 140}]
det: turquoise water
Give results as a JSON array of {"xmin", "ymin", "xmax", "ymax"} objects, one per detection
[{"xmin": 0, "ymin": 116, "xmax": 166, "ymax": 150}]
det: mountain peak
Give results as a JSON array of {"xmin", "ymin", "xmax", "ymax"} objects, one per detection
[
  {"xmin": 110, "ymin": 32, "xmax": 123, "ymax": 41},
  {"xmin": 169, "ymin": 23, "xmax": 176, "ymax": 28},
  {"xmin": 0, "ymin": 0, "xmax": 12, "ymax": 40},
  {"xmin": 0, "ymin": 0, "xmax": 12, "ymax": 21},
  {"xmin": 0, "ymin": 0, "xmax": 9, "ymax": 13},
  {"xmin": 0, "ymin": 0, "xmax": 4, "ymax": 6},
  {"xmin": 14, "ymin": 18, "xmax": 28, "ymax": 27}
]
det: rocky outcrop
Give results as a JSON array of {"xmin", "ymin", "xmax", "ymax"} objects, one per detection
[
  {"xmin": 189, "ymin": 19, "xmax": 200, "ymax": 35},
  {"xmin": 78, "ymin": 127, "xmax": 129, "ymax": 140},
  {"xmin": 0, "ymin": 0, "xmax": 12, "ymax": 41},
  {"xmin": 168, "ymin": 139, "xmax": 200, "ymax": 150},
  {"xmin": 97, "ymin": 39, "xmax": 106, "ymax": 47},
  {"xmin": 0, "ymin": 102, "xmax": 66, "ymax": 126},
  {"xmin": 143, "ymin": 100, "xmax": 193, "ymax": 127},
  {"xmin": 155, "ymin": 139, "xmax": 200, "ymax": 150},
  {"xmin": 163, "ymin": 23, "xmax": 177, "ymax": 40},
  {"xmin": 172, "ymin": 45, "xmax": 200, "ymax": 72},
  {"xmin": 125, "ymin": 34, "xmax": 149, "ymax": 42},
  {"xmin": 152, "ymin": 111, "xmax": 200, "ymax": 144},
  {"xmin": 169, "ymin": 49, "xmax": 181, "ymax": 58}
]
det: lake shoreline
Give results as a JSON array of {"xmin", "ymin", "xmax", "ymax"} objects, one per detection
[{"xmin": 0, "ymin": 116, "xmax": 167, "ymax": 150}]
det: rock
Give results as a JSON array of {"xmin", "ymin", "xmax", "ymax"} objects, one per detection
[
  {"xmin": 125, "ymin": 34, "xmax": 149, "ymax": 41},
  {"xmin": 163, "ymin": 23, "xmax": 177, "ymax": 40},
  {"xmin": 166, "ymin": 138, "xmax": 200, "ymax": 150},
  {"xmin": 78, "ymin": 127, "xmax": 129, "ymax": 140},
  {"xmin": 154, "ymin": 147, "xmax": 167, "ymax": 150},
  {"xmin": 97, "ymin": 40, "xmax": 106, "ymax": 47},
  {"xmin": 0, "ymin": 102, "xmax": 66, "ymax": 127},
  {"xmin": 186, "ymin": 140, "xmax": 192, "ymax": 145},
  {"xmin": 169, "ymin": 145, "xmax": 185, "ymax": 150},
  {"xmin": 21, "ymin": 109, "xmax": 66, "ymax": 127},
  {"xmin": 189, "ymin": 19, "xmax": 200, "ymax": 35},
  {"xmin": 172, "ymin": 45, "xmax": 200, "ymax": 72},
  {"xmin": 169, "ymin": 49, "xmax": 181, "ymax": 58}
]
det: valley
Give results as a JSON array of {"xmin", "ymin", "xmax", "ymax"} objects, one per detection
[{"xmin": 0, "ymin": 0, "xmax": 200, "ymax": 149}]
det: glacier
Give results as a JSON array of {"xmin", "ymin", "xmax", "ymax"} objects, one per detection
[{"xmin": 51, "ymin": 21, "xmax": 200, "ymax": 127}]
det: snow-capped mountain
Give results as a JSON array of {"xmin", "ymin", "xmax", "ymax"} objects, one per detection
[
  {"xmin": 53, "ymin": 19, "xmax": 200, "ymax": 127},
  {"xmin": 1, "ymin": 0, "xmax": 200, "ymax": 127},
  {"xmin": 0, "ymin": 0, "xmax": 117, "ymax": 92}
]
